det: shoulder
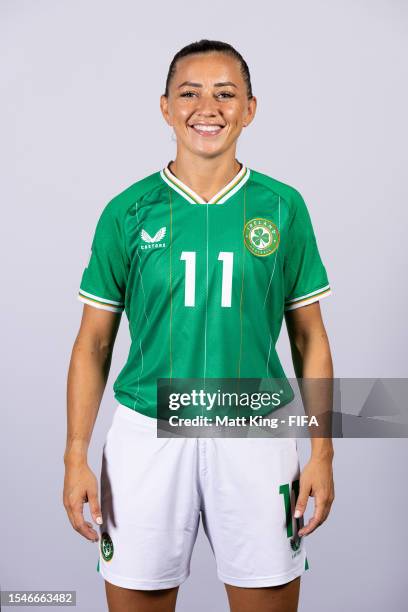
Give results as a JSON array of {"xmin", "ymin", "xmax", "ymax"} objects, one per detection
[
  {"xmin": 248, "ymin": 168, "xmax": 307, "ymax": 216},
  {"xmin": 98, "ymin": 170, "xmax": 163, "ymax": 222}
]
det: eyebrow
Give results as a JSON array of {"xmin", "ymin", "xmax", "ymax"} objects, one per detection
[{"xmin": 178, "ymin": 81, "xmax": 237, "ymax": 88}]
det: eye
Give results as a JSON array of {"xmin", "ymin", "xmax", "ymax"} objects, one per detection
[
  {"xmin": 216, "ymin": 92, "xmax": 235, "ymax": 99},
  {"xmin": 180, "ymin": 91, "xmax": 198, "ymax": 98}
]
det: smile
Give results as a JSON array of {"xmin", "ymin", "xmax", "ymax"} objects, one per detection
[{"xmin": 189, "ymin": 123, "xmax": 225, "ymax": 137}]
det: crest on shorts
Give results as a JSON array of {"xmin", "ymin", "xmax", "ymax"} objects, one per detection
[
  {"xmin": 101, "ymin": 532, "xmax": 114, "ymax": 562},
  {"xmin": 244, "ymin": 218, "xmax": 280, "ymax": 257},
  {"xmin": 290, "ymin": 534, "xmax": 302, "ymax": 552}
]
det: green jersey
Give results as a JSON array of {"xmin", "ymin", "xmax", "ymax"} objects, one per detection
[{"xmin": 78, "ymin": 163, "xmax": 331, "ymax": 418}]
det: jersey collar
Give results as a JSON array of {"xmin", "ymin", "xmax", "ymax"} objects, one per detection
[{"xmin": 160, "ymin": 161, "xmax": 250, "ymax": 205}]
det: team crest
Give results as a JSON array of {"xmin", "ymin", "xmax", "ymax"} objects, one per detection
[
  {"xmin": 140, "ymin": 227, "xmax": 166, "ymax": 250},
  {"xmin": 101, "ymin": 532, "xmax": 114, "ymax": 562},
  {"xmin": 244, "ymin": 218, "xmax": 280, "ymax": 257},
  {"xmin": 290, "ymin": 534, "xmax": 302, "ymax": 552}
]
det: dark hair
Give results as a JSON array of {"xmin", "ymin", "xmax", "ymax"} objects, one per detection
[{"xmin": 164, "ymin": 39, "xmax": 253, "ymax": 99}]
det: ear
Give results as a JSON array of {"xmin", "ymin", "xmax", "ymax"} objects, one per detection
[
  {"xmin": 243, "ymin": 96, "xmax": 257, "ymax": 127},
  {"xmin": 160, "ymin": 95, "xmax": 172, "ymax": 127}
]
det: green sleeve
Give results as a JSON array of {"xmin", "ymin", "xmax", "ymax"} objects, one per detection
[
  {"xmin": 284, "ymin": 190, "xmax": 331, "ymax": 311},
  {"xmin": 77, "ymin": 200, "xmax": 129, "ymax": 313}
]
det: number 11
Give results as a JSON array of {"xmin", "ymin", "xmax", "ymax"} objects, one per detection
[{"xmin": 180, "ymin": 251, "xmax": 234, "ymax": 308}]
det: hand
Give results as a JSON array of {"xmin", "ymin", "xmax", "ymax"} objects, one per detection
[
  {"xmin": 63, "ymin": 461, "xmax": 103, "ymax": 542},
  {"xmin": 294, "ymin": 454, "xmax": 335, "ymax": 537}
]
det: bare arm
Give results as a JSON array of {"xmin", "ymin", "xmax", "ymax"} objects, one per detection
[
  {"xmin": 285, "ymin": 301, "xmax": 334, "ymax": 457},
  {"xmin": 285, "ymin": 301, "xmax": 335, "ymax": 536},
  {"xmin": 63, "ymin": 304, "xmax": 121, "ymax": 541}
]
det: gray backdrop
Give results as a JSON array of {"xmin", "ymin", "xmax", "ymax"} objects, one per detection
[{"xmin": 1, "ymin": 0, "xmax": 407, "ymax": 610}]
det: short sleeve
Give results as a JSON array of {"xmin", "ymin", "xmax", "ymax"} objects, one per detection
[
  {"xmin": 77, "ymin": 201, "xmax": 129, "ymax": 313},
  {"xmin": 284, "ymin": 190, "xmax": 331, "ymax": 311}
]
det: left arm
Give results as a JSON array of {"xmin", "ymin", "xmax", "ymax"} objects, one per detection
[{"xmin": 285, "ymin": 301, "xmax": 335, "ymax": 536}]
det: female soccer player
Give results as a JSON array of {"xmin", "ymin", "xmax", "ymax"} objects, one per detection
[{"xmin": 64, "ymin": 40, "xmax": 335, "ymax": 612}]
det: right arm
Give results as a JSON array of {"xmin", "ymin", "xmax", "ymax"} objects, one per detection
[{"xmin": 63, "ymin": 304, "xmax": 121, "ymax": 541}]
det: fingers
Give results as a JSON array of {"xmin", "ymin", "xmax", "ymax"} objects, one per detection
[
  {"xmin": 298, "ymin": 510, "xmax": 322, "ymax": 537},
  {"xmin": 63, "ymin": 492, "xmax": 101, "ymax": 542},
  {"xmin": 296, "ymin": 492, "xmax": 334, "ymax": 537},
  {"xmin": 88, "ymin": 491, "xmax": 103, "ymax": 527},
  {"xmin": 63, "ymin": 464, "xmax": 104, "ymax": 542},
  {"xmin": 294, "ymin": 489, "xmax": 309, "ymax": 521}
]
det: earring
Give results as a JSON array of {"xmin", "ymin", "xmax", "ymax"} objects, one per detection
[{"xmin": 171, "ymin": 129, "xmax": 177, "ymax": 143}]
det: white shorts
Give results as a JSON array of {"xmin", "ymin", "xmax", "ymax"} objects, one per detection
[{"xmin": 97, "ymin": 403, "xmax": 309, "ymax": 590}]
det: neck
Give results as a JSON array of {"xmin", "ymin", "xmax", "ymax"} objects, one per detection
[{"xmin": 169, "ymin": 149, "xmax": 241, "ymax": 203}]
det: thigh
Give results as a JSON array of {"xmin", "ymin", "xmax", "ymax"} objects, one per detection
[
  {"xmin": 201, "ymin": 438, "xmax": 307, "ymax": 588},
  {"xmin": 225, "ymin": 577, "xmax": 300, "ymax": 612},
  {"xmin": 105, "ymin": 582, "xmax": 179, "ymax": 612},
  {"xmin": 98, "ymin": 404, "xmax": 200, "ymax": 590}
]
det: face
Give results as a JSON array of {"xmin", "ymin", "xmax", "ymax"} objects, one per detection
[{"xmin": 160, "ymin": 52, "xmax": 257, "ymax": 159}]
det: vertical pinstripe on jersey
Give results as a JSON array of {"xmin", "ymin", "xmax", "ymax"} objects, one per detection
[
  {"xmin": 133, "ymin": 200, "xmax": 148, "ymax": 411},
  {"xmin": 168, "ymin": 188, "xmax": 173, "ymax": 382},
  {"xmin": 204, "ymin": 189, "xmax": 209, "ymax": 381},
  {"xmin": 265, "ymin": 196, "xmax": 281, "ymax": 377},
  {"xmin": 134, "ymin": 201, "xmax": 150, "ymax": 325},
  {"xmin": 135, "ymin": 339, "xmax": 144, "ymax": 405},
  {"xmin": 237, "ymin": 185, "xmax": 247, "ymax": 380},
  {"xmin": 263, "ymin": 196, "xmax": 281, "ymax": 307}
]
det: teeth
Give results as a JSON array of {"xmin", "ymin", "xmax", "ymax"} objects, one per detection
[{"xmin": 193, "ymin": 124, "xmax": 222, "ymax": 132}]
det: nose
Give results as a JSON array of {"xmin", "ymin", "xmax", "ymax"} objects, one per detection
[{"xmin": 195, "ymin": 92, "xmax": 219, "ymax": 117}]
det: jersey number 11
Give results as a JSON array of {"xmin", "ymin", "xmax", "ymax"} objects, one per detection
[{"xmin": 180, "ymin": 251, "xmax": 233, "ymax": 308}]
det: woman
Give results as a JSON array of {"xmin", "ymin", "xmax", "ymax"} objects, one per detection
[{"xmin": 64, "ymin": 39, "xmax": 335, "ymax": 612}]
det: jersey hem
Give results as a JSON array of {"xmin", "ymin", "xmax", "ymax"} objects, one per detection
[
  {"xmin": 78, "ymin": 291, "xmax": 124, "ymax": 313},
  {"xmin": 284, "ymin": 285, "xmax": 331, "ymax": 311},
  {"xmin": 114, "ymin": 394, "xmax": 158, "ymax": 418},
  {"xmin": 114, "ymin": 384, "xmax": 296, "ymax": 421}
]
